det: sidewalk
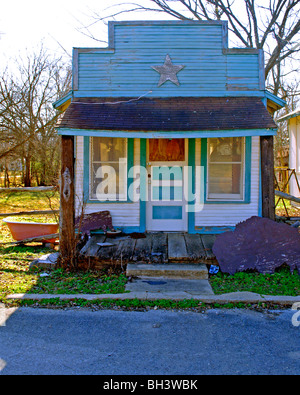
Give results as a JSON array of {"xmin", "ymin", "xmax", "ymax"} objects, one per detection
[
  {"xmin": 9, "ymin": 256, "xmax": 300, "ymax": 306},
  {"xmin": 7, "ymin": 290, "xmax": 300, "ymax": 306}
]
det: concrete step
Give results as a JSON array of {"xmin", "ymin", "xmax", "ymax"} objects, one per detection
[
  {"xmin": 126, "ymin": 263, "xmax": 208, "ymax": 280},
  {"xmin": 125, "ymin": 277, "xmax": 214, "ymax": 295}
]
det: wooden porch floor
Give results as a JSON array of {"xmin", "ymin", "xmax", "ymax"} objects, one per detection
[{"xmin": 79, "ymin": 233, "xmax": 217, "ymax": 266}]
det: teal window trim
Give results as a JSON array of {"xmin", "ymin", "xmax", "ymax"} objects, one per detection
[
  {"xmin": 83, "ymin": 136, "xmax": 134, "ymax": 204},
  {"xmin": 201, "ymin": 136, "xmax": 252, "ymax": 204},
  {"xmin": 139, "ymin": 139, "xmax": 147, "ymax": 232},
  {"xmin": 188, "ymin": 139, "xmax": 196, "ymax": 233},
  {"xmin": 58, "ymin": 128, "xmax": 277, "ymax": 138},
  {"xmin": 258, "ymin": 150, "xmax": 262, "ymax": 217}
]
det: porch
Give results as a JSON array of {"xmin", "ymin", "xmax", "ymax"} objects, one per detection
[{"xmin": 78, "ymin": 232, "xmax": 217, "ymax": 268}]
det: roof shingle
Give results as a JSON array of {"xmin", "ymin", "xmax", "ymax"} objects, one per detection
[{"xmin": 57, "ymin": 97, "xmax": 277, "ymax": 131}]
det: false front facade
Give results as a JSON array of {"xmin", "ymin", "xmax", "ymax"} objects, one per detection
[{"xmin": 54, "ymin": 20, "xmax": 284, "ymax": 244}]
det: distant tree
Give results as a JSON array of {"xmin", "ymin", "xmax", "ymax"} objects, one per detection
[{"xmin": 274, "ymin": 79, "xmax": 299, "ymax": 167}]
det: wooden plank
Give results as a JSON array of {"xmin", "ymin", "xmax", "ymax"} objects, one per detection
[
  {"xmin": 275, "ymin": 190, "xmax": 300, "ymax": 204},
  {"xmin": 1, "ymin": 233, "xmax": 59, "ymax": 245},
  {"xmin": 97, "ymin": 238, "xmax": 119, "ymax": 260},
  {"xmin": 260, "ymin": 136, "xmax": 275, "ymax": 220},
  {"xmin": 133, "ymin": 234, "xmax": 152, "ymax": 262},
  {"xmin": 114, "ymin": 238, "xmax": 136, "ymax": 261},
  {"xmin": 151, "ymin": 233, "xmax": 168, "ymax": 263},
  {"xmin": 201, "ymin": 234, "xmax": 217, "ymax": 259},
  {"xmin": 184, "ymin": 234, "xmax": 206, "ymax": 260},
  {"xmin": 168, "ymin": 233, "xmax": 188, "ymax": 261},
  {"xmin": 80, "ymin": 235, "xmax": 105, "ymax": 257}
]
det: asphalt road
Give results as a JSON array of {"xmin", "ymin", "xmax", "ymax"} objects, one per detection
[{"xmin": 0, "ymin": 307, "xmax": 299, "ymax": 375}]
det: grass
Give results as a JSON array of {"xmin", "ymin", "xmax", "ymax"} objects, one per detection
[
  {"xmin": 0, "ymin": 191, "xmax": 127, "ymax": 304},
  {"xmin": 0, "ymin": 190, "xmax": 60, "ymax": 214},
  {"xmin": 0, "ymin": 190, "xmax": 299, "ymax": 308},
  {"xmin": 0, "ymin": 245, "xmax": 49, "ymax": 302},
  {"xmin": 210, "ymin": 267, "xmax": 300, "ymax": 296},
  {"xmin": 0, "ymin": 243, "xmax": 127, "ymax": 304},
  {"xmin": 30, "ymin": 269, "xmax": 128, "ymax": 295},
  {"xmin": 275, "ymin": 198, "xmax": 300, "ymax": 217},
  {"xmin": 13, "ymin": 298, "xmax": 284, "ymax": 311}
]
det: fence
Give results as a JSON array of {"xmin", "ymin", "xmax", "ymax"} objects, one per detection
[{"xmin": 274, "ymin": 168, "xmax": 300, "ymax": 217}]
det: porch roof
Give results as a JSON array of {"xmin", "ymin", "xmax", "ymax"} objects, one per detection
[{"xmin": 56, "ymin": 97, "xmax": 277, "ymax": 133}]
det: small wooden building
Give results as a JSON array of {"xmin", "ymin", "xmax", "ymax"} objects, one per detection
[
  {"xmin": 277, "ymin": 109, "xmax": 300, "ymax": 200},
  {"xmin": 53, "ymin": 21, "xmax": 285, "ymax": 253}
]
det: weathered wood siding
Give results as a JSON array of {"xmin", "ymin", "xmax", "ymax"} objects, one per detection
[
  {"xmin": 226, "ymin": 53, "xmax": 261, "ymax": 91},
  {"xmin": 74, "ymin": 21, "xmax": 263, "ymax": 98},
  {"xmin": 195, "ymin": 137, "xmax": 260, "ymax": 226},
  {"xmin": 75, "ymin": 136, "xmax": 140, "ymax": 227}
]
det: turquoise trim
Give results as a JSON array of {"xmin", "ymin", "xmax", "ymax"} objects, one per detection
[
  {"xmin": 73, "ymin": 91, "xmax": 269, "ymax": 99},
  {"xmin": 127, "ymin": 138, "xmax": 134, "ymax": 203},
  {"xmin": 57, "ymin": 128, "xmax": 277, "ymax": 138},
  {"xmin": 90, "ymin": 225, "xmax": 234, "ymax": 235},
  {"xmin": 244, "ymin": 136, "xmax": 252, "ymax": 203},
  {"xmin": 188, "ymin": 139, "xmax": 196, "ymax": 234},
  {"xmin": 153, "ymin": 206, "xmax": 183, "ymax": 220},
  {"xmin": 83, "ymin": 137, "xmax": 89, "ymax": 204},
  {"xmin": 258, "ymin": 148, "xmax": 262, "ymax": 217},
  {"xmin": 139, "ymin": 139, "xmax": 147, "ymax": 233},
  {"xmin": 265, "ymin": 90, "xmax": 286, "ymax": 108},
  {"xmin": 195, "ymin": 226, "xmax": 235, "ymax": 234},
  {"xmin": 201, "ymin": 137, "xmax": 252, "ymax": 204},
  {"xmin": 261, "ymin": 97, "xmax": 267, "ymax": 107},
  {"xmin": 91, "ymin": 226, "xmax": 141, "ymax": 235},
  {"xmin": 52, "ymin": 90, "xmax": 72, "ymax": 109},
  {"xmin": 83, "ymin": 136, "xmax": 134, "ymax": 203}
]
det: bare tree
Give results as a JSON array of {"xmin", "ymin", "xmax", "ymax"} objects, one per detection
[
  {"xmin": 0, "ymin": 47, "xmax": 71, "ymax": 186},
  {"xmin": 274, "ymin": 78, "xmax": 300, "ymax": 160}
]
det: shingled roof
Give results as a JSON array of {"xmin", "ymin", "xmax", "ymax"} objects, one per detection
[{"xmin": 57, "ymin": 97, "xmax": 277, "ymax": 131}]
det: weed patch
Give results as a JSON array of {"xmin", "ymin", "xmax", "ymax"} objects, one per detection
[{"xmin": 210, "ymin": 267, "xmax": 300, "ymax": 296}]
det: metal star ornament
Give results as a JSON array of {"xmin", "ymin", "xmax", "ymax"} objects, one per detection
[{"xmin": 151, "ymin": 54, "xmax": 185, "ymax": 87}]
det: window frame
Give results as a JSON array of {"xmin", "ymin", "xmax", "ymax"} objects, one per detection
[
  {"xmin": 83, "ymin": 136, "xmax": 134, "ymax": 203},
  {"xmin": 201, "ymin": 137, "xmax": 252, "ymax": 204}
]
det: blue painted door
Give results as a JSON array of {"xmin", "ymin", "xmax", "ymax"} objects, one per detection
[{"xmin": 146, "ymin": 139, "xmax": 188, "ymax": 231}]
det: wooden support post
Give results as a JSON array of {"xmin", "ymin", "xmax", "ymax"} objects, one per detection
[
  {"xmin": 260, "ymin": 136, "xmax": 275, "ymax": 220},
  {"xmin": 59, "ymin": 135, "xmax": 75, "ymax": 268}
]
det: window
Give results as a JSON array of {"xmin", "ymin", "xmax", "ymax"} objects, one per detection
[
  {"xmin": 149, "ymin": 139, "xmax": 185, "ymax": 161},
  {"xmin": 207, "ymin": 137, "xmax": 245, "ymax": 201},
  {"xmin": 90, "ymin": 137, "xmax": 128, "ymax": 201}
]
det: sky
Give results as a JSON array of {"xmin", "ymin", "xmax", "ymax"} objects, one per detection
[
  {"xmin": 0, "ymin": 0, "xmax": 163, "ymax": 65},
  {"xmin": 0, "ymin": 0, "xmax": 298, "ymax": 84}
]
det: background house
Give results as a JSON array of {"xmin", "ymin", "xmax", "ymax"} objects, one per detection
[{"xmin": 277, "ymin": 109, "xmax": 300, "ymax": 203}]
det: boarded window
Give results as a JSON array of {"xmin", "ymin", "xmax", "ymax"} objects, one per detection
[
  {"xmin": 90, "ymin": 137, "xmax": 127, "ymax": 201},
  {"xmin": 207, "ymin": 137, "xmax": 244, "ymax": 200},
  {"xmin": 149, "ymin": 139, "xmax": 185, "ymax": 161}
]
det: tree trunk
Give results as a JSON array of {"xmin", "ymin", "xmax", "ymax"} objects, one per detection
[
  {"xmin": 24, "ymin": 155, "xmax": 31, "ymax": 187},
  {"xmin": 4, "ymin": 163, "xmax": 10, "ymax": 188},
  {"xmin": 260, "ymin": 136, "xmax": 275, "ymax": 220},
  {"xmin": 59, "ymin": 135, "xmax": 76, "ymax": 269}
]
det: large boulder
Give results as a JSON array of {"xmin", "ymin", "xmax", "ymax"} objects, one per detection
[{"xmin": 212, "ymin": 216, "xmax": 300, "ymax": 274}]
